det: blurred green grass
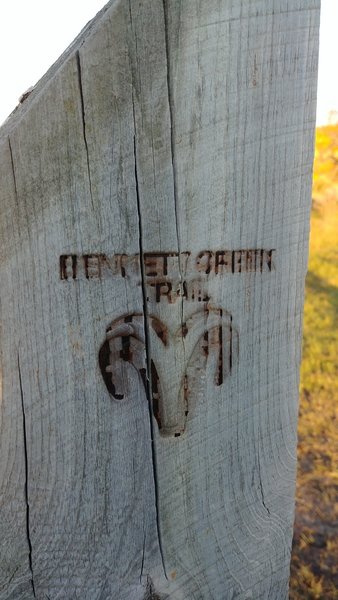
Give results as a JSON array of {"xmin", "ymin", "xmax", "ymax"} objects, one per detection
[{"xmin": 290, "ymin": 126, "xmax": 338, "ymax": 599}]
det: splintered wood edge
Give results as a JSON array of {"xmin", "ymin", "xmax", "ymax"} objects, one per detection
[{"xmin": 0, "ymin": 0, "xmax": 117, "ymax": 139}]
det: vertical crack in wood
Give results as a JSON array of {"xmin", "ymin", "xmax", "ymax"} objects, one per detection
[
  {"xmin": 18, "ymin": 352, "xmax": 36, "ymax": 598},
  {"xmin": 76, "ymin": 51, "xmax": 94, "ymax": 211},
  {"xmin": 132, "ymin": 129, "xmax": 167, "ymax": 579},
  {"xmin": 8, "ymin": 137, "xmax": 18, "ymax": 200},
  {"xmin": 162, "ymin": 0, "xmax": 181, "ymax": 264},
  {"xmin": 162, "ymin": 0, "xmax": 186, "ymax": 367},
  {"xmin": 10, "ymin": 143, "xmax": 36, "ymax": 596},
  {"xmin": 129, "ymin": 26, "xmax": 167, "ymax": 570},
  {"xmin": 257, "ymin": 444, "xmax": 271, "ymax": 516},
  {"xmin": 229, "ymin": 314, "xmax": 233, "ymax": 374},
  {"xmin": 140, "ymin": 529, "xmax": 146, "ymax": 582}
]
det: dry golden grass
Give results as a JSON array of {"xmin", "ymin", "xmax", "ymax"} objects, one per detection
[{"xmin": 290, "ymin": 126, "xmax": 338, "ymax": 599}]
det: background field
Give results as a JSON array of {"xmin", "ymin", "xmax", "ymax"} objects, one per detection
[{"xmin": 290, "ymin": 125, "xmax": 338, "ymax": 599}]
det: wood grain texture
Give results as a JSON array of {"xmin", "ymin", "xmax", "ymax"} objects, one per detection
[{"xmin": 0, "ymin": 1, "xmax": 320, "ymax": 598}]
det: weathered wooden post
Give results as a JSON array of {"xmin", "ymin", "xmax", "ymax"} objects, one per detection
[{"xmin": 0, "ymin": 1, "xmax": 320, "ymax": 598}]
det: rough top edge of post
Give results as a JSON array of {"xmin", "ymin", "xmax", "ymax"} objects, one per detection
[{"xmin": 0, "ymin": 0, "xmax": 120, "ymax": 140}]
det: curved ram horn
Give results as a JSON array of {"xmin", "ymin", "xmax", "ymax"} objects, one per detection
[
  {"xmin": 99, "ymin": 309, "xmax": 238, "ymax": 438},
  {"xmin": 99, "ymin": 315, "xmax": 146, "ymax": 400},
  {"xmin": 150, "ymin": 307, "xmax": 238, "ymax": 437},
  {"xmin": 99, "ymin": 314, "xmax": 168, "ymax": 402}
]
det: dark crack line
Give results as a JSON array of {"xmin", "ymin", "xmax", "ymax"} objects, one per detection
[
  {"xmin": 128, "ymin": 0, "xmax": 167, "ymax": 579},
  {"xmin": 162, "ymin": 0, "xmax": 186, "ymax": 350},
  {"xmin": 132, "ymin": 127, "xmax": 167, "ymax": 579},
  {"xmin": 8, "ymin": 137, "xmax": 19, "ymax": 201},
  {"xmin": 76, "ymin": 50, "xmax": 94, "ymax": 210},
  {"xmin": 259, "ymin": 476, "xmax": 271, "ymax": 516},
  {"xmin": 162, "ymin": 0, "xmax": 181, "ymax": 261},
  {"xmin": 257, "ymin": 445, "xmax": 270, "ymax": 516},
  {"xmin": 139, "ymin": 529, "xmax": 146, "ymax": 582},
  {"xmin": 18, "ymin": 352, "xmax": 36, "ymax": 598},
  {"xmin": 7, "ymin": 567, "xmax": 19, "ymax": 586}
]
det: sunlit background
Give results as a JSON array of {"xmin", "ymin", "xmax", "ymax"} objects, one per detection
[
  {"xmin": 0, "ymin": 0, "xmax": 105, "ymax": 126},
  {"xmin": 0, "ymin": 0, "xmax": 337, "ymax": 125},
  {"xmin": 0, "ymin": 1, "xmax": 337, "ymax": 598}
]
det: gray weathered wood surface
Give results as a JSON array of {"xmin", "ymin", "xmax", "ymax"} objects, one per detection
[{"xmin": 0, "ymin": 1, "xmax": 320, "ymax": 598}]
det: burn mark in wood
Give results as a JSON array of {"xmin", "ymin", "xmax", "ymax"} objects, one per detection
[
  {"xmin": 217, "ymin": 314, "xmax": 224, "ymax": 386},
  {"xmin": 143, "ymin": 576, "xmax": 165, "ymax": 600},
  {"xmin": 202, "ymin": 331, "xmax": 209, "ymax": 357},
  {"xmin": 182, "ymin": 280, "xmax": 188, "ymax": 298},
  {"xmin": 150, "ymin": 281, "xmax": 174, "ymax": 303},
  {"xmin": 212, "ymin": 249, "xmax": 275, "ymax": 274},
  {"xmin": 151, "ymin": 360, "xmax": 161, "ymax": 430},
  {"xmin": 181, "ymin": 323, "xmax": 189, "ymax": 338},
  {"xmin": 144, "ymin": 252, "xmax": 179, "ymax": 277},
  {"xmin": 150, "ymin": 317, "xmax": 169, "ymax": 346},
  {"xmin": 99, "ymin": 309, "xmax": 238, "ymax": 437},
  {"xmin": 139, "ymin": 368, "xmax": 147, "ymax": 391},
  {"xmin": 60, "ymin": 249, "xmax": 275, "ymax": 281},
  {"xmin": 196, "ymin": 250, "xmax": 213, "ymax": 274},
  {"xmin": 60, "ymin": 255, "xmax": 77, "ymax": 280},
  {"xmin": 84, "ymin": 254, "xmax": 104, "ymax": 279},
  {"xmin": 98, "ymin": 338, "xmax": 124, "ymax": 400},
  {"xmin": 60, "ymin": 253, "xmax": 140, "ymax": 280},
  {"xmin": 99, "ymin": 315, "xmax": 146, "ymax": 401},
  {"xmin": 147, "ymin": 279, "xmax": 210, "ymax": 304},
  {"xmin": 120, "ymin": 334, "xmax": 132, "ymax": 362}
]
